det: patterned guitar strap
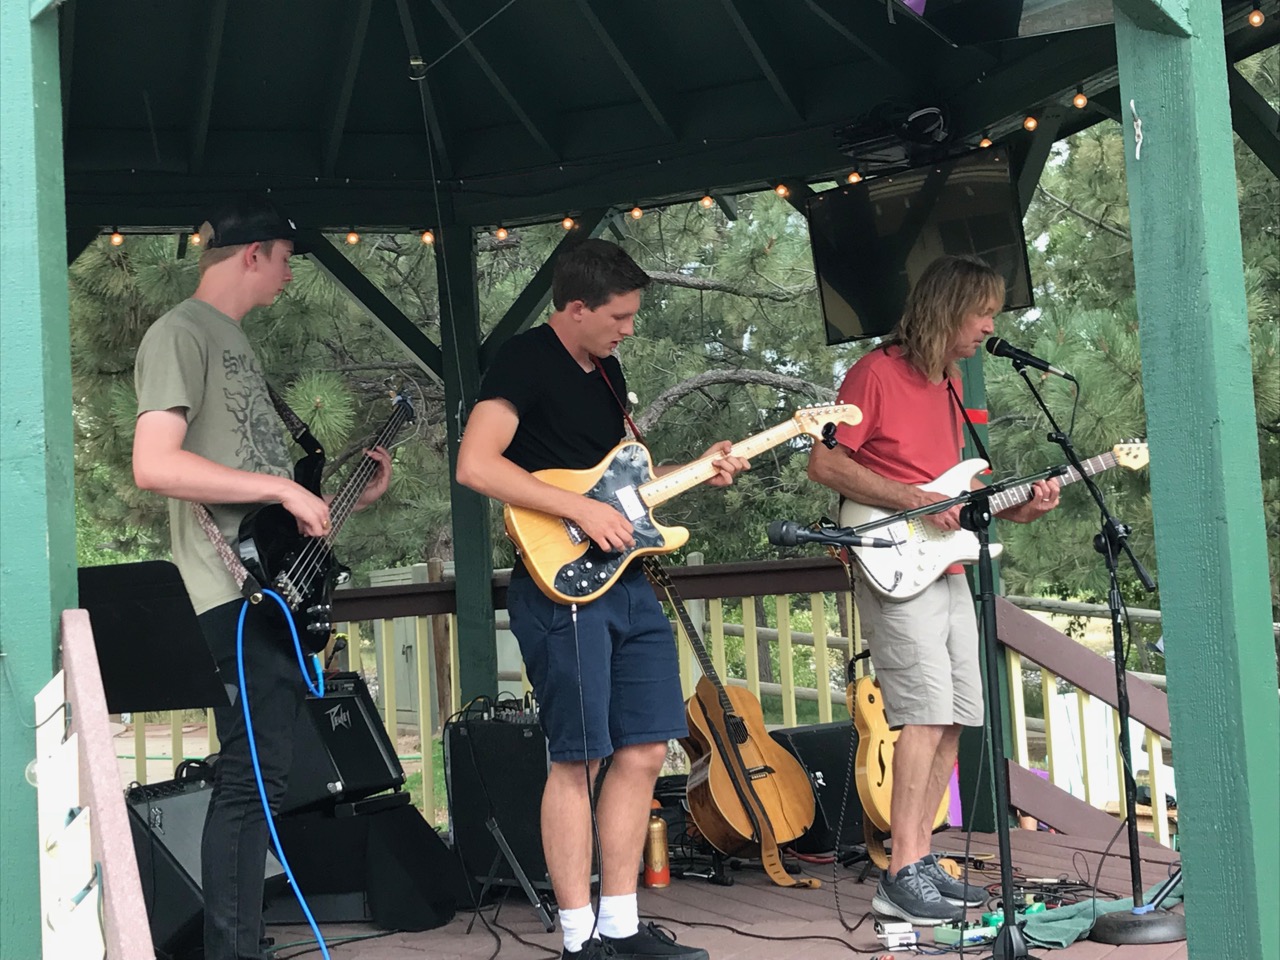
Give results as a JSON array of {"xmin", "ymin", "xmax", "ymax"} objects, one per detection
[
  {"xmin": 644, "ymin": 561, "xmax": 818, "ymax": 890},
  {"xmin": 190, "ymin": 384, "xmax": 323, "ymax": 602}
]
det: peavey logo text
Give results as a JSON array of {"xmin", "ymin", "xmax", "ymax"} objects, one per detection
[{"xmin": 325, "ymin": 702, "xmax": 352, "ymax": 732}]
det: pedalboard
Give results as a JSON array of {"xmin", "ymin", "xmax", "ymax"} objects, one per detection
[{"xmin": 933, "ymin": 921, "xmax": 998, "ymax": 946}]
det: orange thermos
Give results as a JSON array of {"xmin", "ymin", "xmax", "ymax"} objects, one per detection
[{"xmin": 643, "ymin": 814, "xmax": 670, "ymax": 888}]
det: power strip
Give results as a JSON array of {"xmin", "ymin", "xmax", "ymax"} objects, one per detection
[{"xmin": 933, "ymin": 922, "xmax": 999, "ymax": 946}]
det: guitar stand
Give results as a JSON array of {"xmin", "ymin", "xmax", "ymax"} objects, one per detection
[
  {"xmin": 470, "ymin": 817, "xmax": 556, "ymax": 933},
  {"xmin": 837, "ymin": 844, "xmax": 876, "ymax": 883}
]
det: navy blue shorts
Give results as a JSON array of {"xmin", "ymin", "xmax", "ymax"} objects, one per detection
[{"xmin": 506, "ymin": 566, "xmax": 688, "ymax": 763}]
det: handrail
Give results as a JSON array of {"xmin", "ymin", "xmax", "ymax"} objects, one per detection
[{"xmin": 1007, "ymin": 593, "xmax": 1280, "ymax": 638}]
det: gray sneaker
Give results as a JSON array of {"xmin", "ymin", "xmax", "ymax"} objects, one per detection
[
  {"xmin": 920, "ymin": 854, "xmax": 987, "ymax": 907},
  {"xmin": 871, "ymin": 861, "xmax": 965, "ymax": 926}
]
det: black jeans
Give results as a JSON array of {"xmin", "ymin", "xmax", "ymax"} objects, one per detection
[{"xmin": 198, "ymin": 599, "xmax": 306, "ymax": 960}]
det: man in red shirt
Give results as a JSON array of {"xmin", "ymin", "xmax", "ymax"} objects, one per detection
[{"xmin": 808, "ymin": 255, "xmax": 1059, "ymax": 925}]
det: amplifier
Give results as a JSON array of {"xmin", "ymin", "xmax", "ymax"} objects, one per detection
[
  {"xmin": 769, "ymin": 720, "xmax": 864, "ymax": 854},
  {"xmin": 282, "ymin": 671, "xmax": 405, "ymax": 814},
  {"xmin": 127, "ymin": 778, "xmax": 284, "ymax": 956}
]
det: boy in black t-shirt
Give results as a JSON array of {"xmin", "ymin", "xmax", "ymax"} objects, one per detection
[{"xmin": 457, "ymin": 239, "xmax": 747, "ymax": 960}]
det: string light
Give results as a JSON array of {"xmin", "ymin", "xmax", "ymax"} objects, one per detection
[
  {"xmin": 189, "ymin": 232, "xmax": 203, "ymax": 246},
  {"xmin": 1073, "ymin": 87, "xmax": 1088, "ymax": 109},
  {"xmin": 420, "ymin": 229, "xmax": 435, "ymax": 245},
  {"xmin": 774, "ymin": 183, "xmax": 790, "ymax": 198},
  {"xmin": 1247, "ymin": 7, "xmax": 1264, "ymax": 25},
  {"xmin": 494, "ymin": 226, "xmax": 509, "ymax": 241},
  {"xmin": 562, "ymin": 216, "xmax": 576, "ymax": 230},
  {"xmin": 979, "ymin": 134, "xmax": 993, "ymax": 148},
  {"xmin": 109, "ymin": 229, "xmax": 124, "ymax": 246},
  {"xmin": 345, "ymin": 230, "xmax": 360, "ymax": 245},
  {"xmin": 1023, "ymin": 115, "xmax": 1039, "ymax": 132},
  {"xmin": 846, "ymin": 171, "xmax": 863, "ymax": 184},
  {"xmin": 630, "ymin": 206, "xmax": 643, "ymax": 220},
  {"xmin": 699, "ymin": 195, "xmax": 715, "ymax": 209}
]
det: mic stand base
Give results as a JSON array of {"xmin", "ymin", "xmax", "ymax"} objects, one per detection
[
  {"xmin": 992, "ymin": 920, "xmax": 1031, "ymax": 960},
  {"xmin": 1089, "ymin": 908, "xmax": 1187, "ymax": 945}
]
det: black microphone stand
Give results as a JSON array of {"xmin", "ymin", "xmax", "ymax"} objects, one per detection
[{"xmin": 1010, "ymin": 363, "xmax": 1185, "ymax": 945}]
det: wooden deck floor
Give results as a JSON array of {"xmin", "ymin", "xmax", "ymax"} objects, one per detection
[{"xmin": 266, "ymin": 828, "xmax": 1186, "ymax": 960}]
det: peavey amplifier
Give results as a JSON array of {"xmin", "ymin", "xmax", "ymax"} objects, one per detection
[{"xmin": 281, "ymin": 672, "xmax": 405, "ymax": 814}]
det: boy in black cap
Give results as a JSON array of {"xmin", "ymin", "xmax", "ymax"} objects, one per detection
[{"xmin": 132, "ymin": 195, "xmax": 391, "ymax": 960}]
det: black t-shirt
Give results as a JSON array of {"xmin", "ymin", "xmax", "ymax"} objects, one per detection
[{"xmin": 477, "ymin": 323, "xmax": 627, "ymax": 473}]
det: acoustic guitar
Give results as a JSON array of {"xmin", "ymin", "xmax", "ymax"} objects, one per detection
[
  {"xmin": 849, "ymin": 674, "xmax": 948, "ymax": 870},
  {"xmin": 838, "ymin": 441, "xmax": 1149, "ymax": 600},
  {"xmin": 505, "ymin": 404, "xmax": 861, "ymax": 604},
  {"xmin": 647, "ymin": 563, "xmax": 817, "ymax": 887}
]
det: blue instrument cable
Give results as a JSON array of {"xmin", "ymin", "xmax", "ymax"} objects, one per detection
[{"xmin": 237, "ymin": 590, "xmax": 329, "ymax": 960}]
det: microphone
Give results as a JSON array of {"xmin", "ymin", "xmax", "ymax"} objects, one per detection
[
  {"xmin": 985, "ymin": 337, "xmax": 1074, "ymax": 380},
  {"xmin": 767, "ymin": 520, "xmax": 899, "ymax": 550}
]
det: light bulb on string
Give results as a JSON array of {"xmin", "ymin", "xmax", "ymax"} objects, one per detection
[
  {"xmin": 562, "ymin": 216, "xmax": 576, "ymax": 230},
  {"xmin": 630, "ymin": 206, "xmax": 643, "ymax": 220},
  {"xmin": 1023, "ymin": 115, "xmax": 1039, "ymax": 132},
  {"xmin": 699, "ymin": 195, "xmax": 715, "ymax": 209},
  {"xmin": 846, "ymin": 171, "xmax": 863, "ymax": 184},
  {"xmin": 773, "ymin": 183, "xmax": 790, "ymax": 198},
  {"xmin": 345, "ymin": 230, "xmax": 360, "ymax": 245},
  {"xmin": 189, "ymin": 232, "xmax": 203, "ymax": 246},
  {"xmin": 979, "ymin": 134, "xmax": 993, "ymax": 148},
  {"xmin": 420, "ymin": 229, "xmax": 435, "ymax": 245},
  {"xmin": 494, "ymin": 226, "xmax": 509, "ymax": 241},
  {"xmin": 109, "ymin": 229, "xmax": 124, "ymax": 246},
  {"xmin": 1247, "ymin": 8, "xmax": 1264, "ymax": 26},
  {"xmin": 1073, "ymin": 87, "xmax": 1088, "ymax": 109}
]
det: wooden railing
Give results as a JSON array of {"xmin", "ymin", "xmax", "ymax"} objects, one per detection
[{"xmin": 115, "ymin": 556, "xmax": 1183, "ymax": 847}]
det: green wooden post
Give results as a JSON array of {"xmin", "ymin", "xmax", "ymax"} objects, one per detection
[
  {"xmin": 1114, "ymin": 3, "xmax": 1279, "ymax": 956},
  {"xmin": 0, "ymin": 2, "xmax": 75, "ymax": 955},
  {"xmin": 435, "ymin": 224, "xmax": 498, "ymax": 702}
]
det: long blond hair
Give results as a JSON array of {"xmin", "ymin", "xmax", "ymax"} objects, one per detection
[{"xmin": 894, "ymin": 256, "xmax": 1004, "ymax": 381}]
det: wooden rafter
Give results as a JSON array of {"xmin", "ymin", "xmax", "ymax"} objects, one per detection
[
  {"xmin": 190, "ymin": 0, "xmax": 227, "ymax": 174},
  {"xmin": 573, "ymin": 0, "xmax": 676, "ymax": 141},
  {"xmin": 323, "ymin": 0, "xmax": 372, "ymax": 178},
  {"xmin": 395, "ymin": 0, "xmax": 453, "ymax": 181},
  {"xmin": 720, "ymin": 0, "xmax": 803, "ymax": 122}
]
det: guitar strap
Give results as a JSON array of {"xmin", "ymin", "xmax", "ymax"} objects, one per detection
[
  {"xmin": 191, "ymin": 383, "xmax": 323, "ymax": 602},
  {"xmin": 591, "ymin": 356, "xmax": 645, "ymax": 443},
  {"xmin": 644, "ymin": 559, "xmax": 818, "ymax": 890},
  {"xmin": 946, "ymin": 379, "xmax": 990, "ymax": 465}
]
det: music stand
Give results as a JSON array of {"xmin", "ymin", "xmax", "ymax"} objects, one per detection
[{"xmin": 77, "ymin": 561, "xmax": 229, "ymax": 714}]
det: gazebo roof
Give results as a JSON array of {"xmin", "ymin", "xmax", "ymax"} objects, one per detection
[{"xmin": 61, "ymin": 1, "xmax": 1275, "ymax": 233}]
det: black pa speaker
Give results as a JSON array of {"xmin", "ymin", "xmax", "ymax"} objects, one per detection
[
  {"xmin": 769, "ymin": 720, "xmax": 864, "ymax": 854},
  {"xmin": 126, "ymin": 778, "xmax": 284, "ymax": 957},
  {"xmin": 444, "ymin": 716, "xmax": 550, "ymax": 890},
  {"xmin": 281, "ymin": 672, "xmax": 405, "ymax": 814}
]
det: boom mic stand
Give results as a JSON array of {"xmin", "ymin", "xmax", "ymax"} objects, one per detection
[{"xmin": 1010, "ymin": 363, "xmax": 1185, "ymax": 945}]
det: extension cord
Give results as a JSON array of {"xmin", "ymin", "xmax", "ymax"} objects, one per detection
[{"xmin": 933, "ymin": 922, "xmax": 998, "ymax": 946}]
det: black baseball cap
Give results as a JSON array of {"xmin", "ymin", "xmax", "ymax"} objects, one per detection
[{"xmin": 201, "ymin": 195, "xmax": 309, "ymax": 254}]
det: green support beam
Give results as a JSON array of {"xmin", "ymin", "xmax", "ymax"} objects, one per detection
[
  {"xmin": 0, "ymin": 3, "xmax": 75, "ymax": 955},
  {"xmin": 1227, "ymin": 65, "xmax": 1280, "ymax": 180},
  {"xmin": 1012, "ymin": 108, "xmax": 1065, "ymax": 216},
  {"xmin": 1114, "ymin": 3, "xmax": 1279, "ymax": 957},
  {"xmin": 435, "ymin": 224, "xmax": 498, "ymax": 702},
  {"xmin": 479, "ymin": 208, "xmax": 610, "ymax": 369},
  {"xmin": 301, "ymin": 230, "xmax": 444, "ymax": 379}
]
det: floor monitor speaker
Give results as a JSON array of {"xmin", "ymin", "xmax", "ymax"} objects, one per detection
[{"xmin": 769, "ymin": 720, "xmax": 864, "ymax": 853}]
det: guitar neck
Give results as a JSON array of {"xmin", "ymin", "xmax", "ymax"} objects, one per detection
[
  {"xmin": 638, "ymin": 419, "xmax": 803, "ymax": 508},
  {"xmin": 988, "ymin": 451, "xmax": 1118, "ymax": 514},
  {"xmin": 648, "ymin": 563, "xmax": 735, "ymax": 714},
  {"xmin": 321, "ymin": 405, "xmax": 411, "ymax": 542}
]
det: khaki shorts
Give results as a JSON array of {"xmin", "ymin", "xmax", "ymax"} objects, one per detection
[{"xmin": 854, "ymin": 573, "xmax": 984, "ymax": 728}]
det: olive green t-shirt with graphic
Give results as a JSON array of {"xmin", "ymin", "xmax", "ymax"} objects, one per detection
[{"xmin": 135, "ymin": 299, "xmax": 293, "ymax": 614}]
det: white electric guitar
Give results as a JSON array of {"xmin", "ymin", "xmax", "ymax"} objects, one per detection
[{"xmin": 838, "ymin": 441, "xmax": 1149, "ymax": 600}]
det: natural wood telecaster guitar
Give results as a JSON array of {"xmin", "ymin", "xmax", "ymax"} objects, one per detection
[
  {"xmin": 838, "ymin": 441, "xmax": 1149, "ymax": 600},
  {"xmin": 505, "ymin": 404, "xmax": 862, "ymax": 604}
]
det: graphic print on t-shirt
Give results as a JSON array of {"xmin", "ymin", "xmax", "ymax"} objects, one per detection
[{"xmin": 221, "ymin": 349, "xmax": 291, "ymax": 476}]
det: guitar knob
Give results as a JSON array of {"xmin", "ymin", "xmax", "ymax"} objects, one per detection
[
  {"xmin": 578, "ymin": 580, "xmax": 589, "ymax": 591},
  {"xmin": 596, "ymin": 571, "xmax": 608, "ymax": 581},
  {"xmin": 561, "ymin": 567, "xmax": 576, "ymax": 580},
  {"xmin": 583, "ymin": 561, "xmax": 593, "ymax": 569}
]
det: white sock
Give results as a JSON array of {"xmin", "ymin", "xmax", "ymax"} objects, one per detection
[
  {"xmin": 597, "ymin": 893, "xmax": 639, "ymax": 939},
  {"xmin": 560, "ymin": 904, "xmax": 598, "ymax": 953}
]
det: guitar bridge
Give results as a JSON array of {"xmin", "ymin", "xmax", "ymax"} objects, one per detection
[
  {"xmin": 747, "ymin": 765, "xmax": 776, "ymax": 781},
  {"xmin": 562, "ymin": 519, "xmax": 587, "ymax": 545}
]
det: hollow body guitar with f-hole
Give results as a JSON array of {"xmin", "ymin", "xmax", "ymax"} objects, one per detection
[{"xmin": 237, "ymin": 392, "xmax": 415, "ymax": 650}]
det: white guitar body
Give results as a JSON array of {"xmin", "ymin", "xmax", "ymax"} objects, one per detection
[{"xmin": 838, "ymin": 459, "xmax": 1002, "ymax": 601}]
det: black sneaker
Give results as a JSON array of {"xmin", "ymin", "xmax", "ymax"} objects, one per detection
[
  {"xmin": 601, "ymin": 922, "xmax": 710, "ymax": 959},
  {"xmin": 871, "ymin": 861, "xmax": 965, "ymax": 926},
  {"xmin": 562, "ymin": 939, "xmax": 616, "ymax": 959},
  {"xmin": 920, "ymin": 854, "xmax": 987, "ymax": 907}
]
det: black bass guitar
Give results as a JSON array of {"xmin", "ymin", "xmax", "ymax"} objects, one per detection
[{"xmin": 238, "ymin": 392, "xmax": 415, "ymax": 649}]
